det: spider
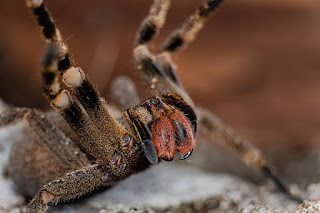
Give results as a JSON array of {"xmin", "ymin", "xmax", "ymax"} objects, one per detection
[{"xmin": 0, "ymin": 0, "xmax": 301, "ymax": 212}]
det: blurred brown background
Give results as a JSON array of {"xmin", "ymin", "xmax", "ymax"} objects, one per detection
[{"xmin": 1, "ymin": 0, "xmax": 320, "ymax": 181}]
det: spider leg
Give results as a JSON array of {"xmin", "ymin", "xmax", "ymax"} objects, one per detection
[
  {"xmin": 160, "ymin": 0, "xmax": 223, "ymax": 53},
  {"xmin": 156, "ymin": 0, "xmax": 224, "ymax": 85},
  {"xmin": 43, "ymin": 45, "xmax": 136, "ymax": 174},
  {"xmin": 133, "ymin": 0, "xmax": 200, "ymax": 162},
  {"xmin": 41, "ymin": 43, "xmax": 61, "ymax": 100},
  {"xmin": 134, "ymin": 0, "xmax": 301, "ymax": 201},
  {"xmin": 26, "ymin": 0, "xmax": 70, "ymax": 70},
  {"xmin": 0, "ymin": 108, "xmax": 93, "ymax": 196},
  {"xmin": 0, "ymin": 108, "xmax": 90, "ymax": 169},
  {"xmin": 27, "ymin": 164, "xmax": 115, "ymax": 212},
  {"xmin": 133, "ymin": 0, "xmax": 196, "ymax": 105},
  {"xmin": 139, "ymin": 0, "xmax": 301, "ymax": 201},
  {"xmin": 133, "ymin": 0, "xmax": 174, "ymax": 89},
  {"xmin": 134, "ymin": 0, "xmax": 171, "ymax": 48},
  {"xmin": 27, "ymin": 0, "xmax": 147, "ymax": 176},
  {"xmin": 40, "ymin": 47, "xmax": 110, "ymax": 160},
  {"xmin": 196, "ymin": 107, "xmax": 303, "ymax": 202},
  {"xmin": 0, "ymin": 107, "xmax": 30, "ymax": 127},
  {"xmin": 134, "ymin": 0, "xmax": 224, "ymax": 97},
  {"xmin": 27, "ymin": 0, "xmax": 126, "ymax": 137},
  {"xmin": 27, "ymin": 0, "xmax": 122, "ymax": 134}
]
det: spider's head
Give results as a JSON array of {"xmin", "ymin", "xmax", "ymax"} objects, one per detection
[{"xmin": 124, "ymin": 94, "xmax": 197, "ymax": 164}]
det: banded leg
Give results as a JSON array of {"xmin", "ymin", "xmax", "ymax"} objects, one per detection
[
  {"xmin": 133, "ymin": 0, "xmax": 173, "ymax": 86},
  {"xmin": 26, "ymin": 0, "xmax": 70, "ymax": 70},
  {"xmin": 196, "ymin": 107, "xmax": 302, "ymax": 202},
  {"xmin": 27, "ymin": 164, "xmax": 114, "ymax": 212},
  {"xmin": 27, "ymin": 0, "xmax": 140, "ymax": 175},
  {"xmin": 160, "ymin": 0, "xmax": 224, "ymax": 53},
  {"xmin": 44, "ymin": 49, "xmax": 132, "ymax": 173},
  {"xmin": 133, "ymin": 0, "xmax": 195, "ymax": 104},
  {"xmin": 27, "ymin": 0, "xmax": 126, "ymax": 137},
  {"xmin": 40, "ymin": 46, "xmax": 112, "ymax": 160},
  {"xmin": 134, "ymin": 0, "xmax": 171, "ymax": 47},
  {"xmin": 41, "ymin": 43, "xmax": 61, "ymax": 100},
  {"xmin": 156, "ymin": 0, "xmax": 224, "ymax": 85},
  {"xmin": 132, "ymin": 0, "xmax": 224, "ymax": 104},
  {"xmin": 26, "ymin": 0, "xmax": 71, "ymax": 71},
  {"xmin": 134, "ymin": 0, "xmax": 301, "ymax": 200},
  {"xmin": 28, "ymin": 0, "xmax": 127, "ymax": 138}
]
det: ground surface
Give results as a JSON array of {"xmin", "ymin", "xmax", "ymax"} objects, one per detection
[
  {"xmin": 0, "ymin": 101, "xmax": 318, "ymax": 213},
  {"xmin": 0, "ymin": 128, "xmax": 301, "ymax": 213}
]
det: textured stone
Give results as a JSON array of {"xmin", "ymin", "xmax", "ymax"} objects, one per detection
[
  {"xmin": 296, "ymin": 201, "xmax": 320, "ymax": 213},
  {"xmin": 0, "ymin": 99, "xmax": 316, "ymax": 213}
]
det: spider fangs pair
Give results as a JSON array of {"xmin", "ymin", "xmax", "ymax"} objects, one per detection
[{"xmin": 0, "ymin": 0, "xmax": 302, "ymax": 212}]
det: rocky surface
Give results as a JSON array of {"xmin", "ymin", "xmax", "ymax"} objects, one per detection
[
  {"xmin": 296, "ymin": 201, "xmax": 320, "ymax": 213},
  {"xmin": 0, "ymin": 101, "xmax": 318, "ymax": 213},
  {"xmin": 0, "ymin": 142, "xmax": 300, "ymax": 213}
]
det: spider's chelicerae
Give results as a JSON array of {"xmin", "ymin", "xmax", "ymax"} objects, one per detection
[{"xmin": 0, "ymin": 0, "xmax": 302, "ymax": 212}]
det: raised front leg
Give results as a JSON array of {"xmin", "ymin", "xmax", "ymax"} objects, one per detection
[
  {"xmin": 132, "ymin": 0, "xmax": 195, "ymax": 105},
  {"xmin": 27, "ymin": 0, "xmax": 148, "ymax": 177},
  {"xmin": 27, "ymin": 164, "xmax": 114, "ymax": 213},
  {"xmin": 133, "ymin": 0, "xmax": 301, "ymax": 202}
]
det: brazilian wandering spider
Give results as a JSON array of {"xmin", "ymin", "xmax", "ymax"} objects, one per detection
[{"xmin": 0, "ymin": 0, "xmax": 302, "ymax": 212}]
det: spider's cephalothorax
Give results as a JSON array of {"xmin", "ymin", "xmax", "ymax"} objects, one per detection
[
  {"xmin": 0, "ymin": 0, "xmax": 302, "ymax": 211},
  {"xmin": 125, "ymin": 94, "xmax": 196, "ymax": 163}
]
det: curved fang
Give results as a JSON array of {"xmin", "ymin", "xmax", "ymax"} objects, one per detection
[{"xmin": 179, "ymin": 149, "xmax": 193, "ymax": 160}]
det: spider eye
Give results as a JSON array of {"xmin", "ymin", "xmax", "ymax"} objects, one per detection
[{"xmin": 149, "ymin": 98, "xmax": 163, "ymax": 110}]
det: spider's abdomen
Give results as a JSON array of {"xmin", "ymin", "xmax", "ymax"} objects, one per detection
[{"xmin": 8, "ymin": 129, "xmax": 70, "ymax": 197}]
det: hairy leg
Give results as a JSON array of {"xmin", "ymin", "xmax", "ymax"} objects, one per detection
[
  {"xmin": 156, "ymin": 0, "xmax": 224, "ymax": 85},
  {"xmin": 0, "ymin": 108, "xmax": 89, "ymax": 168},
  {"xmin": 27, "ymin": 164, "xmax": 114, "ymax": 212},
  {"xmin": 134, "ymin": 0, "xmax": 301, "ymax": 201},
  {"xmin": 134, "ymin": 0, "xmax": 171, "ymax": 48},
  {"xmin": 197, "ymin": 107, "xmax": 302, "ymax": 202},
  {"xmin": 27, "ymin": 0, "xmax": 147, "ymax": 177},
  {"xmin": 0, "ymin": 108, "xmax": 91, "ymax": 196}
]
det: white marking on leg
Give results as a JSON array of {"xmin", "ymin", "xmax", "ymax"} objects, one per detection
[
  {"xmin": 49, "ymin": 77, "xmax": 61, "ymax": 95},
  {"xmin": 133, "ymin": 45, "xmax": 153, "ymax": 63},
  {"xmin": 63, "ymin": 67, "xmax": 83, "ymax": 87},
  {"xmin": 41, "ymin": 191, "xmax": 55, "ymax": 205},
  {"xmin": 26, "ymin": 0, "xmax": 43, "ymax": 8},
  {"xmin": 52, "ymin": 90, "xmax": 71, "ymax": 109}
]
